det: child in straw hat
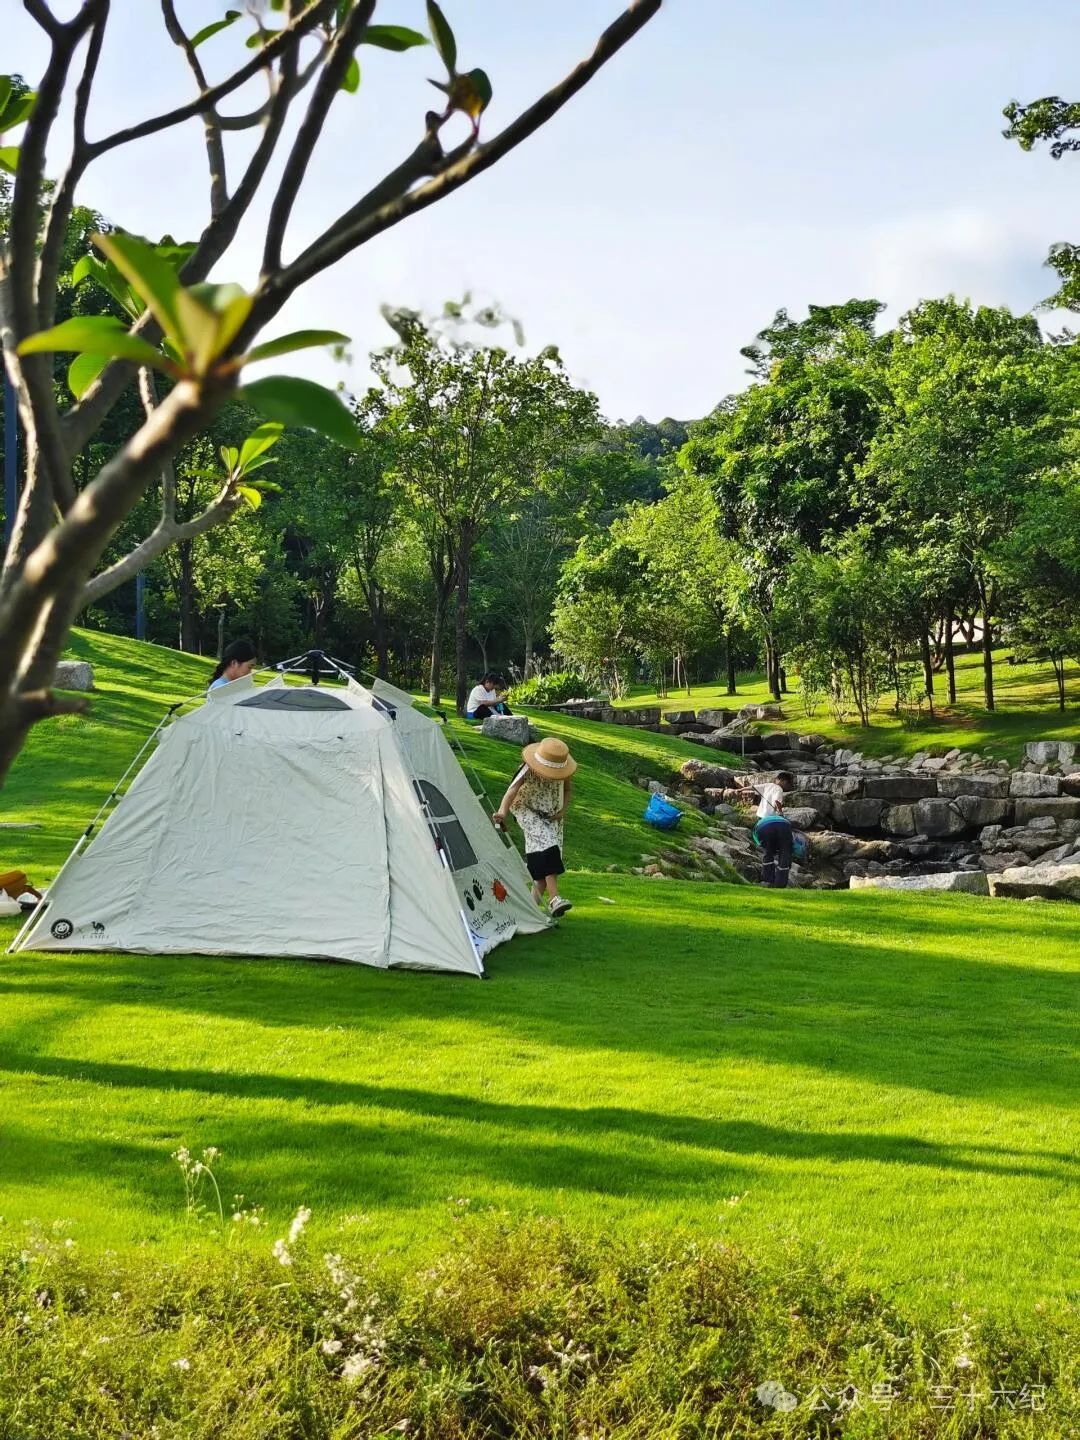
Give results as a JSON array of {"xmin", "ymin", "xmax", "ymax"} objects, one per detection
[{"xmin": 492, "ymin": 736, "xmax": 577, "ymax": 917}]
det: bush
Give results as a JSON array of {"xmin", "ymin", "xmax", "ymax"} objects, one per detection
[
  {"xmin": 0, "ymin": 1217, "xmax": 1075, "ymax": 1438},
  {"xmin": 507, "ymin": 670, "xmax": 591, "ymax": 708}
]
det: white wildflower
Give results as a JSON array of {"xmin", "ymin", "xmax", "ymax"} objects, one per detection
[
  {"xmin": 172, "ymin": 1358, "xmax": 191, "ymax": 1372},
  {"xmin": 341, "ymin": 1353, "xmax": 376, "ymax": 1382},
  {"xmin": 288, "ymin": 1206, "xmax": 312, "ymax": 1245},
  {"xmin": 755, "ymin": 1380, "xmax": 798, "ymax": 1412},
  {"xmin": 202, "ymin": 1147, "xmax": 220, "ymax": 1162},
  {"xmin": 272, "ymin": 1239, "xmax": 293, "ymax": 1267},
  {"xmin": 320, "ymin": 1338, "xmax": 343, "ymax": 1355}
]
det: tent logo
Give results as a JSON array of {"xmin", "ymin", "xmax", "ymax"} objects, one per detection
[
  {"xmin": 50, "ymin": 919, "xmax": 74, "ymax": 940},
  {"xmin": 471, "ymin": 879, "xmax": 483, "ymax": 902},
  {"xmin": 463, "ymin": 891, "xmax": 475, "ymax": 911},
  {"xmin": 492, "ymin": 879, "xmax": 508, "ymax": 903},
  {"xmin": 91, "ymin": 921, "xmax": 105, "ymax": 937}
]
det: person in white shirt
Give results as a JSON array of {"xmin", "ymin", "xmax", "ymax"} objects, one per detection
[
  {"xmin": 466, "ymin": 673, "xmax": 511, "ymax": 720},
  {"xmin": 750, "ymin": 771, "xmax": 796, "ymax": 887},
  {"xmin": 207, "ymin": 639, "xmax": 256, "ymax": 692}
]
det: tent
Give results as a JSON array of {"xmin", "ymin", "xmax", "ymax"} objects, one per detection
[{"xmin": 11, "ymin": 674, "xmax": 550, "ymax": 976}]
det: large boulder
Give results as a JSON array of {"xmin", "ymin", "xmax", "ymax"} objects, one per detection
[
  {"xmin": 863, "ymin": 775, "xmax": 937, "ymax": 801},
  {"xmin": 912, "ymin": 797, "xmax": 967, "ymax": 838},
  {"xmin": 480, "ymin": 714, "xmax": 532, "ymax": 745},
  {"xmin": 1061, "ymin": 773, "xmax": 1080, "ymax": 799},
  {"xmin": 738, "ymin": 703, "xmax": 784, "ymax": 721},
  {"xmin": 678, "ymin": 759, "xmax": 736, "ymax": 790},
  {"xmin": 849, "ymin": 871, "xmax": 989, "ymax": 895},
  {"xmin": 835, "ymin": 797, "xmax": 885, "ymax": 831},
  {"xmin": 881, "ymin": 803, "xmax": 917, "ymax": 837},
  {"xmin": 798, "ymin": 733, "xmax": 830, "ymax": 750},
  {"xmin": 790, "ymin": 788, "xmax": 834, "ymax": 820},
  {"xmin": 954, "ymin": 795, "xmax": 1011, "ymax": 828},
  {"xmin": 1024, "ymin": 740, "xmax": 1076, "ymax": 767},
  {"xmin": 937, "ymin": 773, "xmax": 1008, "ymax": 799},
  {"xmin": 760, "ymin": 731, "xmax": 801, "ymax": 751},
  {"xmin": 54, "ymin": 659, "xmax": 94, "ymax": 691},
  {"xmin": 696, "ymin": 708, "xmax": 736, "ymax": 729},
  {"xmin": 785, "ymin": 807, "xmax": 820, "ymax": 830},
  {"xmin": 1013, "ymin": 797, "xmax": 1080, "ymax": 826},
  {"xmin": 989, "ymin": 863, "xmax": 1080, "ymax": 902},
  {"xmin": 1009, "ymin": 772, "xmax": 1061, "ymax": 799},
  {"xmin": 800, "ymin": 774, "xmax": 862, "ymax": 797}
]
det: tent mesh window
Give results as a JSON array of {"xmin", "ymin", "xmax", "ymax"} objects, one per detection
[
  {"xmin": 238, "ymin": 689, "xmax": 351, "ymax": 711},
  {"xmin": 413, "ymin": 781, "xmax": 477, "ymax": 871}
]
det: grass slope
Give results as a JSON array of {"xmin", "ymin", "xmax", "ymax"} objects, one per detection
[
  {"xmin": 0, "ymin": 631, "xmax": 1076, "ymax": 1321},
  {"xmin": 614, "ymin": 649, "xmax": 1080, "ymax": 764}
]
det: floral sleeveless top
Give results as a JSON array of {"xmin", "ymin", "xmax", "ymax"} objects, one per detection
[{"xmin": 509, "ymin": 767, "xmax": 564, "ymax": 854}]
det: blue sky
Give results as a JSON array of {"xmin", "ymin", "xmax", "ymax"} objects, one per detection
[{"xmin": 11, "ymin": 1, "xmax": 1080, "ymax": 419}]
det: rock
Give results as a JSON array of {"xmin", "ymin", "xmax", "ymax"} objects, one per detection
[
  {"xmin": 665, "ymin": 710, "xmax": 696, "ymax": 724},
  {"xmin": 760, "ymin": 731, "xmax": 800, "ymax": 751},
  {"xmin": 54, "ymin": 659, "xmax": 94, "ymax": 692},
  {"xmin": 696, "ymin": 708, "xmax": 737, "ymax": 729},
  {"xmin": 675, "ymin": 791, "xmax": 703, "ymax": 809},
  {"xmin": 785, "ymin": 807, "xmax": 820, "ymax": 830},
  {"xmin": 835, "ymin": 797, "xmax": 885, "ymax": 831},
  {"xmin": 849, "ymin": 870, "xmax": 990, "ymax": 895},
  {"xmin": 912, "ymin": 797, "xmax": 967, "ymax": 838},
  {"xmin": 809, "ymin": 832, "xmax": 850, "ymax": 860},
  {"xmin": 798, "ymin": 733, "xmax": 830, "ymax": 750},
  {"xmin": 1009, "ymin": 772, "xmax": 1061, "ymax": 799},
  {"xmin": 678, "ymin": 759, "xmax": 736, "ymax": 790},
  {"xmin": 1061, "ymin": 773, "xmax": 1080, "ymax": 799},
  {"xmin": 979, "ymin": 825, "xmax": 1003, "ymax": 845},
  {"xmin": 978, "ymin": 851, "xmax": 1030, "ymax": 873},
  {"xmin": 800, "ymin": 774, "xmax": 863, "ymax": 797},
  {"xmin": 481, "ymin": 714, "xmax": 532, "ymax": 744},
  {"xmin": 1025, "ymin": 740, "xmax": 1077, "ymax": 767},
  {"xmin": 937, "ymin": 774, "xmax": 1009, "ymax": 799},
  {"xmin": 921, "ymin": 756, "xmax": 949, "ymax": 773},
  {"xmin": 908, "ymin": 752, "xmax": 928, "ymax": 769},
  {"xmin": 954, "ymin": 795, "xmax": 1011, "ymax": 828},
  {"xmin": 989, "ymin": 862, "xmax": 1080, "ymax": 902},
  {"xmin": 647, "ymin": 780, "xmax": 667, "ymax": 796},
  {"xmin": 1013, "ymin": 797, "xmax": 1080, "ymax": 826},
  {"xmin": 863, "ymin": 775, "xmax": 937, "ymax": 801},
  {"xmin": 881, "ymin": 803, "xmax": 917, "ymax": 837},
  {"xmin": 943, "ymin": 748, "xmax": 962, "ymax": 763},
  {"xmin": 789, "ymin": 789, "xmax": 834, "ymax": 820},
  {"xmin": 738, "ymin": 703, "xmax": 783, "ymax": 721}
]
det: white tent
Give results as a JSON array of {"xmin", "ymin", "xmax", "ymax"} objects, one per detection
[{"xmin": 11, "ymin": 674, "xmax": 550, "ymax": 976}]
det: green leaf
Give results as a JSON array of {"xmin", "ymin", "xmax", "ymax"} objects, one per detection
[
  {"xmin": 67, "ymin": 352, "xmax": 110, "ymax": 400},
  {"xmin": 175, "ymin": 289, "xmax": 221, "ymax": 372},
  {"xmin": 0, "ymin": 147, "xmax": 18, "ymax": 175},
  {"xmin": 237, "ymin": 485, "xmax": 263, "ymax": 510},
  {"xmin": 426, "ymin": 0, "xmax": 456, "ymax": 74},
  {"xmin": 220, "ymin": 445, "xmax": 240, "ymax": 471},
  {"xmin": 362, "ymin": 25, "xmax": 428, "ymax": 52},
  {"xmin": 239, "ymin": 376, "xmax": 362, "ymax": 450},
  {"xmin": 342, "ymin": 57, "xmax": 361, "ymax": 94},
  {"xmin": 0, "ymin": 93, "xmax": 36, "ymax": 131},
  {"xmin": 0, "ymin": 79, "xmax": 11, "ymax": 118},
  {"xmin": 191, "ymin": 10, "xmax": 241, "ymax": 47},
  {"xmin": 246, "ymin": 29, "xmax": 279, "ymax": 48},
  {"xmin": 17, "ymin": 315, "xmax": 167, "ymax": 370},
  {"xmin": 238, "ymin": 421, "xmax": 284, "ymax": 471},
  {"xmin": 94, "ymin": 232, "xmax": 183, "ymax": 340},
  {"xmin": 243, "ymin": 329, "xmax": 350, "ymax": 364}
]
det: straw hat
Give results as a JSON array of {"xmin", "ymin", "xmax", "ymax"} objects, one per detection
[{"xmin": 521, "ymin": 735, "xmax": 577, "ymax": 780}]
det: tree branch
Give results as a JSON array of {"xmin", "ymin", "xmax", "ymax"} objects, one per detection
[
  {"xmin": 267, "ymin": 0, "xmax": 663, "ymax": 306},
  {"xmin": 22, "ymin": 0, "xmax": 61, "ymax": 36},
  {"xmin": 161, "ymin": 0, "xmax": 228, "ymax": 216},
  {"xmin": 262, "ymin": 0, "xmax": 376, "ymax": 274},
  {"xmin": 87, "ymin": 0, "xmax": 336, "ymax": 160}
]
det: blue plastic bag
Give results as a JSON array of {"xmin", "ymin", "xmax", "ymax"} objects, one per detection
[{"xmin": 644, "ymin": 793, "xmax": 683, "ymax": 830}]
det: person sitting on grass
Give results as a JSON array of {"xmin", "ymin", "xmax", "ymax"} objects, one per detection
[
  {"xmin": 750, "ymin": 770, "xmax": 796, "ymax": 889},
  {"xmin": 492, "ymin": 736, "xmax": 576, "ymax": 917},
  {"xmin": 466, "ymin": 672, "xmax": 512, "ymax": 720},
  {"xmin": 208, "ymin": 639, "xmax": 257, "ymax": 692}
]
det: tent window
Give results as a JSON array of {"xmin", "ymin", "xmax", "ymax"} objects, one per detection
[
  {"xmin": 239, "ymin": 689, "xmax": 350, "ymax": 711},
  {"xmin": 413, "ymin": 780, "xmax": 477, "ymax": 871}
]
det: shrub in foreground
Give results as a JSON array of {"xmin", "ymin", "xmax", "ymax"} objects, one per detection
[
  {"xmin": 0, "ymin": 1217, "xmax": 1075, "ymax": 1438},
  {"xmin": 507, "ymin": 671, "xmax": 592, "ymax": 709}
]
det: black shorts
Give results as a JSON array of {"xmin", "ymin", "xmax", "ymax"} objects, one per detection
[{"xmin": 526, "ymin": 845, "xmax": 564, "ymax": 881}]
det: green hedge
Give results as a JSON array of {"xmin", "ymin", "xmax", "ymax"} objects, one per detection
[
  {"xmin": 0, "ymin": 1217, "xmax": 1075, "ymax": 1438},
  {"xmin": 507, "ymin": 670, "xmax": 592, "ymax": 708}
]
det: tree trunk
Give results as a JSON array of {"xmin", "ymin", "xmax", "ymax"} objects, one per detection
[
  {"xmin": 725, "ymin": 637, "xmax": 737, "ymax": 696},
  {"xmin": 216, "ymin": 608, "xmax": 225, "ymax": 661},
  {"xmin": 453, "ymin": 528, "xmax": 476, "ymax": 716},
  {"xmin": 778, "ymin": 665, "xmax": 788, "ymax": 694},
  {"xmin": 523, "ymin": 624, "xmax": 534, "ymax": 679},
  {"xmin": 1055, "ymin": 657, "xmax": 1066, "ymax": 712},
  {"xmin": 920, "ymin": 629, "xmax": 934, "ymax": 700},
  {"xmin": 178, "ymin": 541, "xmax": 197, "ymax": 652},
  {"xmin": 764, "ymin": 634, "xmax": 781, "ymax": 702},
  {"xmin": 429, "ymin": 590, "xmax": 446, "ymax": 707},
  {"xmin": 944, "ymin": 611, "xmax": 957, "ymax": 705},
  {"xmin": 980, "ymin": 599, "xmax": 994, "ymax": 712}
]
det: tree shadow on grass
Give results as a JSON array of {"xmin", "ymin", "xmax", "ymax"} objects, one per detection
[{"xmin": 1, "ymin": 1059, "xmax": 1075, "ymax": 1226}]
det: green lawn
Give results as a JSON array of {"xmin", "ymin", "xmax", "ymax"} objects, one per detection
[
  {"xmin": 614, "ymin": 649, "xmax": 1080, "ymax": 764},
  {"xmin": 0, "ymin": 631, "xmax": 1077, "ymax": 1324}
]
